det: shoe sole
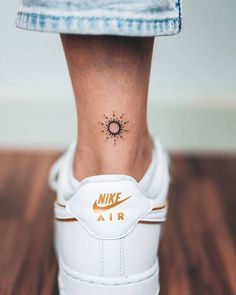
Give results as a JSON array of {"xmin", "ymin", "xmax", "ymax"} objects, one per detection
[{"xmin": 58, "ymin": 267, "xmax": 160, "ymax": 295}]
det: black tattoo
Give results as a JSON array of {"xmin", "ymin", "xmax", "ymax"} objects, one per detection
[{"xmin": 99, "ymin": 111, "xmax": 129, "ymax": 144}]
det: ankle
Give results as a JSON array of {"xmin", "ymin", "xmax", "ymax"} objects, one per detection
[{"xmin": 73, "ymin": 133, "xmax": 153, "ymax": 181}]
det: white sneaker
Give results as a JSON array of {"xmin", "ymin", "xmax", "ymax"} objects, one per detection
[{"xmin": 49, "ymin": 137, "xmax": 170, "ymax": 295}]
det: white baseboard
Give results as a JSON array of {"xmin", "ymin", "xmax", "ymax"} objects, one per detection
[{"xmin": 0, "ymin": 99, "xmax": 236, "ymax": 152}]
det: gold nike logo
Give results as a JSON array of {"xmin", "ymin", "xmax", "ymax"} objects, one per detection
[{"xmin": 93, "ymin": 196, "xmax": 131, "ymax": 213}]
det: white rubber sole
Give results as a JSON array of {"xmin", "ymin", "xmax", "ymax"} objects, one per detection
[{"xmin": 58, "ymin": 267, "xmax": 160, "ymax": 295}]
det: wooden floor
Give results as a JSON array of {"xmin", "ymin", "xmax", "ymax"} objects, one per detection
[{"xmin": 0, "ymin": 151, "xmax": 236, "ymax": 295}]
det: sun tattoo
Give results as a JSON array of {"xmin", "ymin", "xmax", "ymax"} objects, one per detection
[{"xmin": 99, "ymin": 111, "xmax": 129, "ymax": 144}]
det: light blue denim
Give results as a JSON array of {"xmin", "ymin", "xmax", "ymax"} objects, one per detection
[{"xmin": 16, "ymin": 0, "xmax": 182, "ymax": 36}]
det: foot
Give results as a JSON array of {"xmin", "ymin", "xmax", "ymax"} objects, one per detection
[{"xmin": 50, "ymin": 136, "xmax": 170, "ymax": 295}]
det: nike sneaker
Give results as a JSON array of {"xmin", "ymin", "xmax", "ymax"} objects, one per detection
[{"xmin": 49, "ymin": 137, "xmax": 170, "ymax": 295}]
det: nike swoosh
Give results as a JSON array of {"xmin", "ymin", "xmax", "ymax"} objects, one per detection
[{"xmin": 93, "ymin": 196, "xmax": 131, "ymax": 213}]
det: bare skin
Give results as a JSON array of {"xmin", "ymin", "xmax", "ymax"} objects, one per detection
[{"xmin": 61, "ymin": 35, "xmax": 154, "ymax": 181}]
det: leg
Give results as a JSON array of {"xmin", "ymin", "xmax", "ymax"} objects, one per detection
[
  {"xmin": 61, "ymin": 35, "xmax": 154, "ymax": 181},
  {"xmin": 55, "ymin": 35, "xmax": 170, "ymax": 295}
]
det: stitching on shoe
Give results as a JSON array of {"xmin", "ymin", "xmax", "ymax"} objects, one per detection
[
  {"xmin": 119, "ymin": 240, "xmax": 121, "ymax": 276},
  {"xmin": 61, "ymin": 264, "xmax": 159, "ymax": 286},
  {"xmin": 101, "ymin": 240, "xmax": 104, "ymax": 276}
]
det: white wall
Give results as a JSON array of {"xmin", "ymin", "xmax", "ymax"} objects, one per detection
[
  {"xmin": 0, "ymin": 0, "xmax": 235, "ymax": 151},
  {"xmin": 150, "ymin": 0, "xmax": 236, "ymax": 108}
]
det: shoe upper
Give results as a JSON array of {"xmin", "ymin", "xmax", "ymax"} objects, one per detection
[{"xmin": 50, "ymin": 137, "xmax": 170, "ymax": 283}]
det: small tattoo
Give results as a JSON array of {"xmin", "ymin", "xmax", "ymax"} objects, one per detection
[{"xmin": 99, "ymin": 111, "xmax": 129, "ymax": 144}]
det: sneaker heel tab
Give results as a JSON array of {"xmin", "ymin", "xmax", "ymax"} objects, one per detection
[{"xmin": 66, "ymin": 175, "xmax": 153, "ymax": 239}]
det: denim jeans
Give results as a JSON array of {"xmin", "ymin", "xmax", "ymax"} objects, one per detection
[{"xmin": 16, "ymin": 0, "xmax": 182, "ymax": 36}]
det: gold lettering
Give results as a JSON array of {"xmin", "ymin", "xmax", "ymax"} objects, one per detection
[
  {"xmin": 98, "ymin": 194, "xmax": 106, "ymax": 204},
  {"xmin": 118, "ymin": 212, "xmax": 124, "ymax": 220},
  {"xmin": 97, "ymin": 214, "xmax": 105, "ymax": 221},
  {"xmin": 105, "ymin": 193, "xmax": 109, "ymax": 204},
  {"xmin": 108, "ymin": 193, "xmax": 116, "ymax": 203},
  {"xmin": 116, "ymin": 192, "xmax": 122, "ymax": 202}
]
